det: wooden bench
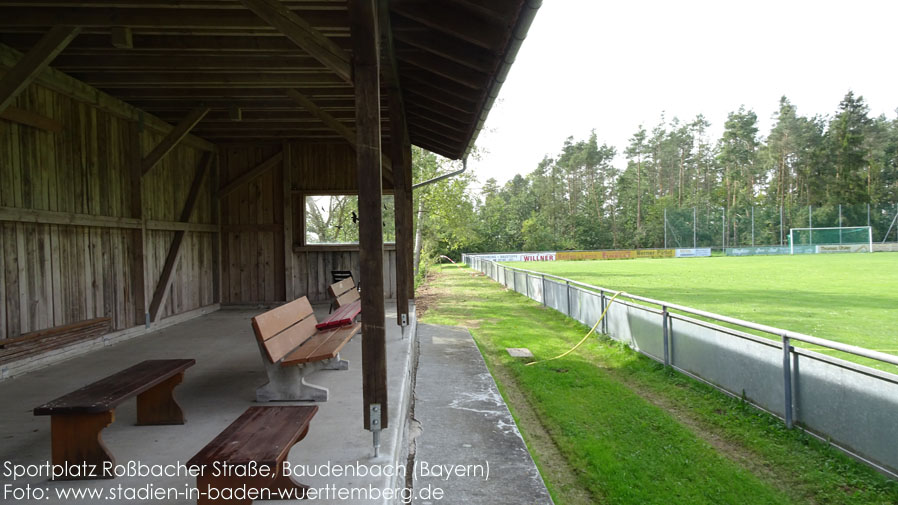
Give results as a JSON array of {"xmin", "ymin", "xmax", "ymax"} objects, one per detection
[
  {"xmin": 252, "ymin": 296, "xmax": 360, "ymax": 402},
  {"xmin": 0, "ymin": 317, "xmax": 111, "ymax": 365},
  {"xmin": 33, "ymin": 359, "xmax": 195, "ymax": 479},
  {"xmin": 188, "ymin": 406, "xmax": 317, "ymax": 505},
  {"xmin": 328, "ymin": 276, "xmax": 360, "ymax": 309}
]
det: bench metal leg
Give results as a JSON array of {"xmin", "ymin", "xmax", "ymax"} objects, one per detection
[
  {"xmin": 50, "ymin": 411, "xmax": 115, "ymax": 480},
  {"xmin": 136, "ymin": 372, "xmax": 186, "ymax": 425}
]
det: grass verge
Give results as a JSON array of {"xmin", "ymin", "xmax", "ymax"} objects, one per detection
[
  {"xmin": 500, "ymin": 254, "xmax": 898, "ymax": 372},
  {"xmin": 418, "ymin": 264, "xmax": 898, "ymax": 505}
]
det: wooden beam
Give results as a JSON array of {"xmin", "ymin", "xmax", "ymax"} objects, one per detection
[
  {"xmin": 286, "ymin": 88, "xmax": 394, "ymax": 183},
  {"xmin": 282, "ymin": 141, "xmax": 295, "ymax": 300},
  {"xmin": 0, "ymin": 206, "xmax": 218, "ymax": 233},
  {"xmin": 54, "ymin": 54, "xmax": 324, "ymax": 71},
  {"xmin": 391, "ymin": 0, "xmax": 506, "ymax": 50},
  {"xmin": 238, "ymin": 0, "xmax": 352, "ymax": 83},
  {"xmin": 0, "ymin": 206, "xmax": 141, "ymax": 229},
  {"xmin": 128, "ymin": 121, "xmax": 147, "ymax": 327},
  {"xmin": 110, "ymin": 27, "xmax": 132, "ymax": 49},
  {"xmin": 0, "ymin": 25, "xmax": 80, "ymax": 113},
  {"xmin": 350, "ymin": 0, "xmax": 387, "ymax": 432},
  {"xmin": 141, "ymin": 106, "xmax": 210, "ymax": 175},
  {"xmin": 147, "ymin": 153, "xmax": 213, "ymax": 323},
  {"xmin": 0, "ymin": 44, "xmax": 215, "ymax": 152},
  {"xmin": 74, "ymin": 72, "xmax": 346, "ymax": 88},
  {"xmin": 145, "ymin": 221, "xmax": 219, "ymax": 233},
  {"xmin": 0, "ymin": 106, "xmax": 63, "ymax": 132},
  {"xmin": 380, "ymin": 0, "xmax": 411, "ymax": 325},
  {"xmin": 285, "ymin": 88, "xmax": 355, "ymax": 142},
  {"xmin": 211, "ymin": 153, "xmax": 222, "ymax": 304},
  {"xmin": 218, "ymin": 150, "xmax": 283, "ymax": 197},
  {"xmin": 0, "ymin": 7, "xmax": 347, "ymax": 31}
]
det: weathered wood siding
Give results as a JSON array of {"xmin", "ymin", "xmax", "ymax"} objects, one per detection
[
  {"xmin": 0, "ymin": 81, "xmax": 216, "ymax": 340},
  {"xmin": 219, "ymin": 142, "xmax": 396, "ymax": 304},
  {"xmin": 219, "ymin": 144, "xmax": 285, "ymax": 304}
]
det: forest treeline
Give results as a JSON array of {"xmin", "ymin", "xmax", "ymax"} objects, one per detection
[{"xmin": 413, "ymin": 92, "xmax": 898, "ymax": 260}]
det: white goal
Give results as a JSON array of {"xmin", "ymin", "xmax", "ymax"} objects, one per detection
[{"xmin": 788, "ymin": 226, "xmax": 873, "ymax": 254}]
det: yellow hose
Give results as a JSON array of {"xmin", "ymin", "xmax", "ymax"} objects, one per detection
[{"xmin": 526, "ymin": 292, "xmax": 620, "ymax": 366}]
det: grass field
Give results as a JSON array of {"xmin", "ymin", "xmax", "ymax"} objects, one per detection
[
  {"xmin": 501, "ymin": 253, "xmax": 898, "ymax": 370},
  {"xmin": 419, "ymin": 265, "xmax": 898, "ymax": 505}
]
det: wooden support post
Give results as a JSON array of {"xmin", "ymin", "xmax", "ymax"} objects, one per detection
[
  {"xmin": 0, "ymin": 25, "xmax": 81, "ymax": 113},
  {"xmin": 141, "ymin": 106, "xmax": 210, "ymax": 175},
  {"xmin": 147, "ymin": 153, "xmax": 213, "ymax": 323},
  {"xmin": 404, "ymin": 149, "xmax": 414, "ymax": 297},
  {"xmin": 282, "ymin": 141, "xmax": 295, "ymax": 300},
  {"xmin": 211, "ymin": 152, "xmax": 222, "ymax": 304},
  {"xmin": 350, "ymin": 0, "xmax": 387, "ymax": 431},
  {"xmin": 239, "ymin": 0, "xmax": 352, "ymax": 83},
  {"xmin": 379, "ymin": 0, "xmax": 411, "ymax": 324},
  {"xmin": 128, "ymin": 121, "xmax": 147, "ymax": 327}
]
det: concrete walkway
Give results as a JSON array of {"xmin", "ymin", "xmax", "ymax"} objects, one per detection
[
  {"xmin": 0, "ymin": 303, "xmax": 415, "ymax": 504},
  {"xmin": 411, "ymin": 324, "xmax": 553, "ymax": 505}
]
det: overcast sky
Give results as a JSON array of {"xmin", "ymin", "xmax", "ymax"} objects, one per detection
[{"xmin": 467, "ymin": 0, "xmax": 898, "ymax": 186}]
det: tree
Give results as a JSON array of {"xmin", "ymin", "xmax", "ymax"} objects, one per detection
[{"xmin": 825, "ymin": 91, "xmax": 872, "ymax": 204}]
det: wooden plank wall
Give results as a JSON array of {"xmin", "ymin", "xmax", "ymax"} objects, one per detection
[
  {"xmin": 219, "ymin": 144, "xmax": 286, "ymax": 304},
  {"xmin": 0, "ymin": 81, "xmax": 216, "ymax": 340},
  {"xmin": 219, "ymin": 141, "xmax": 396, "ymax": 304}
]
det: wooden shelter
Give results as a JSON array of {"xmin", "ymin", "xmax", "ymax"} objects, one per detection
[{"xmin": 0, "ymin": 0, "xmax": 539, "ymax": 432}]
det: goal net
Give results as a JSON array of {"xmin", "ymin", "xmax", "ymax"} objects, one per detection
[{"xmin": 789, "ymin": 226, "xmax": 873, "ymax": 254}]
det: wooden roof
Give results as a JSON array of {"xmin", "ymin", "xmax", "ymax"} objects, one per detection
[{"xmin": 0, "ymin": 0, "xmax": 539, "ymax": 160}]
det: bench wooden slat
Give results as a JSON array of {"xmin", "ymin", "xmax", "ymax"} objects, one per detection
[
  {"xmin": 329, "ymin": 277, "xmax": 360, "ymax": 308},
  {"xmin": 335, "ymin": 289, "xmax": 360, "ymax": 307},
  {"xmin": 328, "ymin": 277, "xmax": 355, "ymax": 297},
  {"xmin": 256, "ymin": 315, "xmax": 318, "ymax": 364},
  {"xmin": 251, "ymin": 297, "xmax": 313, "ymax": 341},
  {"xmin": 281, "ymin": 323, "xmax": 360, "ymax": 366},
  {"xmin": 316, "ymin": 299, "xmax": 361, "ymax": 330},
  {"xmin": 34, "ymin": 359, "xmax": 195, "ymax": 415},
  {"xmin": 187, "ymin": 406, "xmax": 317, "ymax": 467}
]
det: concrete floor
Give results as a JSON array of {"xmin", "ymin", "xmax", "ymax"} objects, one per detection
[
  {"xmin": 0, "ymin": 303, "xmax": 415, "ymax": 504},
  {"xmin": 0, "ymin": 304, "xmax": 553, "ymax": 505}
]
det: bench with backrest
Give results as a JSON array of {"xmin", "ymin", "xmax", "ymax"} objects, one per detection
[
  {"xmin": 318, "ymin": 278, "xmax": 362, "ymax": 330},
  {"xmin": 328, "ymin": 276, "xmax": 360, "ymax": 308},
  {"xmin": 33, "ymin": 359, "xmax": 195, "ymax": 479},
  {"xmin": 188, "ymin": 406, "xmax": 317, "ymax": 505},
  {"xmin": 251, "ymin": 296, "xmax": 360, "ymax": 402}
]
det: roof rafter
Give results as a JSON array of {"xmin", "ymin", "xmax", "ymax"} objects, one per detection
[{"xmin": 239, "ymin": 0, "xmax": 352, "ymax": 83}]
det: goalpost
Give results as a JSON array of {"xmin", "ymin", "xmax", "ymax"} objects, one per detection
[{"xmin": 788, "ymin": 226, "xmax": 873, "ymax": 254}]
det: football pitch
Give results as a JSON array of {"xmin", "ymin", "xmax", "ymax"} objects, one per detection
[{"xmin": 503, "ymin": 253, "xmax": 898, "ymax": 369}]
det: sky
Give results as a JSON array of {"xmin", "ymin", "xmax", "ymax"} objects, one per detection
[{"xmin": 467, "ymin": 0, "xmax": 898, "ymax": 186}]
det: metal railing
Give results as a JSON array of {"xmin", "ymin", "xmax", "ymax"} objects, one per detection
[{"xmin": 463, "ymin": 254, "xmax": 898, "ymax": 478}]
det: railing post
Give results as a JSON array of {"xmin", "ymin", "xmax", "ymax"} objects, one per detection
[
  {"xmin": 526, "ymin": 273, "xmax": 530, "ymax": 299},
  {"xmin": 566, "ymin": 281, "xmax": 571, "ymax": 317},
  {"xmin": 600, "ymin": 290, "xmax": 606, "ymax": 334},
  {"xmin": 541, "ymin": 275, "xmax": 547, "ymax": 306},
  {"xmin": 782, "ymin": 335, "xmax": 793, "ymax": 429},
  {"xmin": 512, "ymin": 269, "xmax": 516, "ymax": 292},
  {"xmin": 662, "ymin": 306, "xmax": 670, "ymax": 367}
]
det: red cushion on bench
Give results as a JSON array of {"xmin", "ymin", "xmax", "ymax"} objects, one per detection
[{"xmin": 315, "ymin": 300, "xmax": 361, "ymax": 330}]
